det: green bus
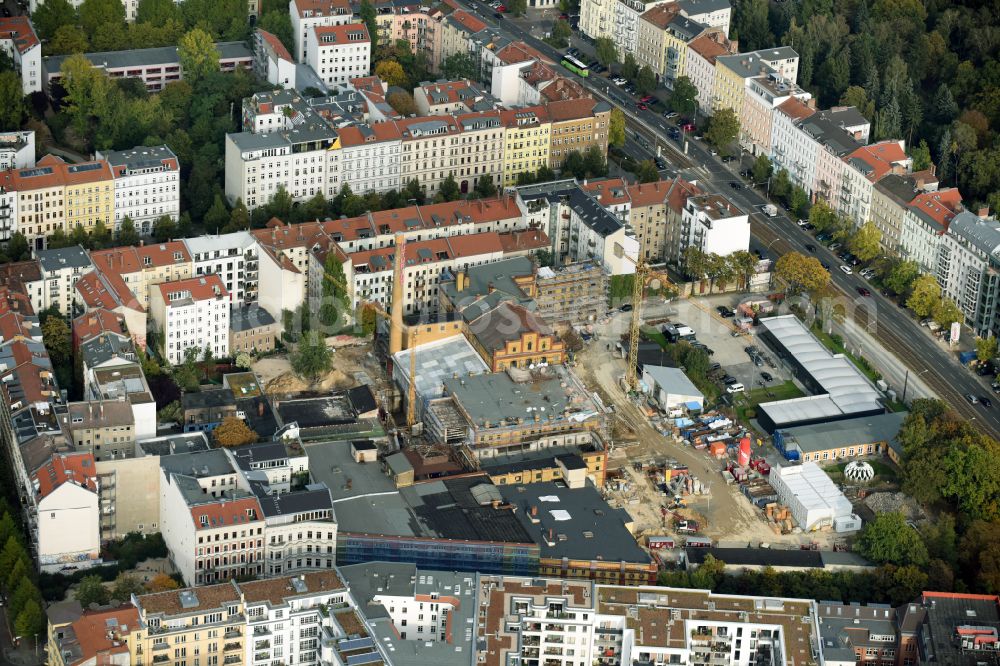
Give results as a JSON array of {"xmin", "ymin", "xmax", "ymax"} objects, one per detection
[{"xmin": 561, "ymin": 54, "xmax": 589, "ymax": 77}]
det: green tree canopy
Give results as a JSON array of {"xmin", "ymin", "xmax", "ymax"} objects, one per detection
[
  {"xmin": 669, "ymin": 76, "xmax": 698, "ymax": 118},
  {"xmin": 609, "ymin": 108, "xmax": 626, "ymax": 148},
  {"xmin": 75, "ymin": 575, "xmax": 111, "ymax": 607},
  {"xmin": 751, "ymin": 154, "xmax": 772, "ymax": 185},
  {"xmin": 856, "ymin": 512, "xmax": 929, "ymax": 566},
  {"xmin": 774, "ymin": 252, "xmax": 830, "ymax": 294},
  {"xmin": 441, "ymin": 52, "xmax": 477, "ymax": 80},
  {"xmin": 595, "ymin": 37, "xmax": 618, "ymax": 66},
  {"xmin": 177, "ymin": 28, "xmax": 219, "ymax": 85},
  {"xmin": 635, "ymin": 159, "xmax": 659, "ymax": 183},
  {"xmin": 0, "ymin": 72, "xmax": 24, "ymax": 133},
  {"xmin": 848, "ymin": 221, "xmax": 882, "ymax": 261},
  {"xmin": 705, "ymin": 108, "xmax": 740, "ymax": 156},
  {"xmin": 291, "ymin": 331, "xmax": 333, "ymax": 382},
  {"xmin": 906, "ymin": 274, "xmax": 941, "ymax": 317}
]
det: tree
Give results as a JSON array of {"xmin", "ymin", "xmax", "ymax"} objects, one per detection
[
  {"xmin": 682, "ymin": 246, "xmax": 709, "ymax": 280},
  {"xmin": 751, "ymin": 154, "xmax": 772, "ymax": 185},
  {"xmin": 358, "ymin": 0, "xmax": 378, "ymax": 54},
  {"xmin": 774, "ymin": 252, "xmax": 830, "ymax": 294},
  {"xmin": 375, "ymin": 60, "xmax": 407, "ymax": 88},
  {"xmin": 441, "ymin": 52, "xmax": 477, "ymax": 80},
  {"xmin": 436, "ymin": 173, "xmax": 461, "ymax": 202},
  {"xmin": 474, "ymin": 174, "xmax": 497, "ymax": 198},
  {"xmin": 733, "ymin": 0, "xmax": 772, "ymax": 51},
  {"xmin": 152, "ymin": 215, "xmax": 177, "ymax": 242},
  {"xmin": 79, "ymin": 0, "xmax": 126, "ymax": 36},
  {"xmin": 111, "ymin": 574, "xmax": 146, "ymax": 602},
  {"xmin": 977, "ymin": 337, "xmax": 999, "ymax": 363},
  {"xmin": 621, "ymin": 53, "xmax": 638, "ymax": 82},
  {"xmin": 137, "ymin": 0, "xmax": 182, "ymax": 25},
  {"xmin": 146, "ymin": 573, "xmax": 180, "ymax": 592},
  {"xmin": 563, "ymin": 150, "xmax": 586, "ymax": 179},
  {"xmin": 856, "ymin": 513, "xmax": 928, "ymax": 565},
  {"xmin": 319, "ymin": 253, "xmax": 349, "ymax": 329},
  {"xmin": 910, "ymin": 139, "xmax": 932, "ymax": 171},
  {"xmin": 840, "ymin": 86, "xmax": 875, "ymax": 120},
  {"xmin": 884, "ymin": 260, "xmax": 919, "ymax": 295},
  {"xmin": 906, "ymin": 274, "xmax": 941, "ymax": 317},
  {"xmin": 808, "ymin": 199, "xmax": 837, "ymax": 231},
  {"xmin": 291, "ymin": 331, "xmax": 332, "ymax": 382},
  {"xmin": 583, "ymin": 145, "xmax": 607, "ymax": 177},
  {"xmin": 729, "ymin": 250, "xmax": 757, "ymax": 289},
  {"xmin": 635, "ymin": 66, "xmax": 656, "ymax": 95},
  {"xmin": 32, "ymin": 0, "xmax": 76, "ymax": 41},
  {"xmin": 609, "ymin": 108, "xmax": 626, "ymax": 148},
  {"xmin": 848, "ymin": 221, "xmax": 882, "ymax": 261},
  {"xmin": 203, "ymin": 194, "xmax": 229, "ymax": 234},
  {"xmin": 705, "ymin": 108, "xmax": 740, "ymax": 156},
  {"xmin": 770, "ymin": 169, "xmax": 791, "ymax": 201},
  {"xmin": 14, "ymin": 600, "xmax": 44, "ymax": 639},
  {"xmin": 507, "ymin": 0, "xmax": 526, "ymax": 15},
  {"xmin": 0, "ymin": 72, "xmax": 24, "ymax": 130},
  {"xmin": 6, "ymin": 232, "xmax": 29, "ymax": 262},
  {"xmin": 551, "ymin": 20, "xmax": 572, "ymax": 48},
  {"xmin": 258, "ymin": 10, "xmax": 294, "ymax": 56},
  {"xmin": 213, "ymin": 416, "xmax": 259, "ymax": 447},
  {"xmin": 387, "ymin": 91, "xmax": 416, "ymax": 116},
  {"xmin": 76, "ymin": 575, "xmax": 111, "ymax": 607},
  {"xmin": 41, "ymin": 316, "xmax": 71, "ymax": 365},
  {"xmin": 173, "ymin": 347, "xmax": 201, "ymax": 392},
  {"xmin": 932, "ymin": 297, "xmax": 963, "ymax": 329},
  {"xmin": 116, "ymin": 217, "xmax": 140, "ymax": 246},
  {"xmin": 228, "ymin": 199, "xmax": 250, "ymax": 232},
  {"xmin": 636, "ymin": 160, "xmax": 659, "ymax": 183},
  {"xmin": 49, "ymin": 24, "xmax": 90, "ymax": 55},
  {"xmin": 789, "ymin": 187, "xmax": 809, "ymax": 217},
  {"xmin": 670, "ymin": 76, "xmax": 698, "ymax": 119},
  {"xmin": 177, "ymin": 28, "xmax": 219, "ymax": 85},
  {"xmin": 595, "ymin": 37, "xmax": 618, "ymax": 66}
]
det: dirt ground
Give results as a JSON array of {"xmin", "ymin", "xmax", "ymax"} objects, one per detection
[
  {"xmin": 254, "ymin": 342, "xmax": 383, "ymax": 397},
  {"xmin": 576, "ymin": 305, "xmax": 840, "ymax": 548}
]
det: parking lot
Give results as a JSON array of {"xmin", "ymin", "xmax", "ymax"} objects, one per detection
[{"xmin": 661, "ymin": 297, "xmax": 796, "ymax": 396}]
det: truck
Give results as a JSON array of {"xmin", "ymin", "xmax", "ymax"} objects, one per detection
[{"xmin": 762, "ymin": 204, "xmax": 778, "ymax": 217}]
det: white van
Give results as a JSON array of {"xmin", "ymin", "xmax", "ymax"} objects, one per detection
[{"xmin": 726, "ymin": 383, "xmax": 745, "ymax": 394}]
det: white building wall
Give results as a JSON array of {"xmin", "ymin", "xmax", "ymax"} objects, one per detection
[
  {"xmin": 257, "ymin": 248, "xmax": 306, "ymax": 325},
  {"xmin": 36, "ymin": 482, "xmax": 100, "ymax": 569},
  {"xmin": 159, "ymin": 470, "xmax": 198, "ymax": 584}
]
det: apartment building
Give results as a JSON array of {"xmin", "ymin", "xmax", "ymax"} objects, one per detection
[
  {"xmin": 42, "ymin": 42, "xmax": 253, "ymax": 93},
  {"xmin": 0, "ymin": 16, "xmax": 41, "ymax": 94},
  {"xmin": 35, "ymin": 245, "xmax": 94, "ymax": 317},
  {"xmin": 60, "ymin": 400, "xmax": 136, "ymax": 461},
  {"xmin": 712, "ymin": 48, "xmax": 798, "ymax": 116},
  {"xmin": 334, "ymin": 122, "xmax": 404, "ymax": 196},
  {"xmin": 632, "ymin": 178, "xmax": 698, "ymax": 263},
  {"xmin": 72, "ymin": 273, "xmax": 145, "ymax": 352},
  {"xmin": 149, "ymin": 274, "xmax": 231, "ymax": 365},
  {"xmin": 484, "ymin": 41, "xmax": 549, "ymax": 107},
  {"xmin": 741, "ymin": 74, "xmax": 811, "ymax": 156},
  {"xmin": 637, "ymin": 4, "xmax": 710, "ymax": 87},
  {"xmin": 0, "ymin": 155, "xmax": 68, "ymax": 251},
  {"xmin": 89, "ymin": 241, "xmax": 194, "ymax": 310},
  {"xmin": 290, "ymin": 0, "xmax": 354, "ymax": 61},
  {"xmin": 534, "ymin": 261, "xmax": 609, "ymax": 324},
  {"xmin": 254, "ymin": 28, "xmax": 297, "ymax": 90},
  {"xmin": 229, "ymin": 303, "xmax": 278, "ymax": 354},
  {"xmin": 0, "ymin": 183, "xmax": 15, "ymax": 243},
  {"xmin": 870, "ymin": 171, "xmax": 938, "ymax": 252},
  {"xmin": 685, "ymin": 33, "xmax": 736, "ymax": 114},
  {"xmin": 769, "ymin": 97, "xmax": 817, "ymax": 191},
  {"xmin": 129, "ymin": 583, "xmax": 247, "ymax": 665},
  {"xmin": 306, "ymin": 23, "xmax": 371, "ymax": 89},
  {"xmin": 414, "ymin": 79, "xmax": 490, "ymax": 115},
  {"xmin": 837, "ymin": 141, "xmax": 911, "ymax": 226},
  {"xmin": 453, "ymin": 111, "xmax": 505, "ymax": 191},
  {"xmin": 159, "ymin": 449, "xmax": 265, "ymax": 585},
  {"xmin": 187, "ymin": 232, "xmax": 259, "ymax": 304},
  {"xmin": 899, "ymin": 188, "xmax": 963, "ymax": 273},
  {"xmin": 501, "ymin": 107, "xmax": 551, "ymax": 186},
  {"xmin": 937, "ymin": 211, "xmax": 1000, "ymax": 338},
  {"xmin": 397, "ymin": 116, "xmax": 468, "ymax": 196},
  {"xmin": 681, "ymin": 193, "xmax": 749, "ymax": 257},
  {"xmin": 85, "ymin": 363, "xmax": 156, "ymax": 441},
  {"xmin": 33, "ymin": 452, "xmax": 102, "ymax": 573},
  {"xmin": 0, "ymin": 130, "xmax": 35, "ymax": 171},
  {"xmin": 438, "ymin": 10, "xmax": 489, "ymax": 73},
  {"xmin": 48, "ymin": 605, "xmax": 138, "ymax": 666},
  {"xmin": 375, "ymin": 4, "xmax": 446, "ymax": 66},
  {"xmin": 580, "ymin": 0, "xmax": 672, "ymax": 58},
  {"xmin": 778, "ymin": 105, "xmax": 870, "ymax": 198},
  {"xmin": 95, "ymin": 145, "xmax": 181, "ymax": 235},
  {"xmin": 63, "ymin": 160, "xmax": 115, "ymax": 234},
  {"xmin": 547, "ymin": 99, "xmax": 611, "ymax": 172}
]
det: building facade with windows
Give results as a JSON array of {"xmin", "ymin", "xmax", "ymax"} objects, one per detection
[
  {"xmin": 305, "ymin": 23, "xmax": 371, "ymax": 89},
  {"xmin": 149, "ymin": 274, "xmax": 231, "ymax": 365},
  {"xmin": 96, "ymin": 145, "xmax": 181, "ymax": 235}
]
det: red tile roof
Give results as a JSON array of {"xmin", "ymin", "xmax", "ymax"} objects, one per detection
[
  {"xmin": 498, "ymin": 229, "xmax": 550, "ymax": 253},
  {"xmin": 66, "ymin": 607, "xmax": 139, "ymax": 666},
  {"xmin": 0, "ymin": 310, "xmax": 35, "ymax": 344},
  {"xmin": 350, "ymin": 76, "xmax": 385, "ymax": 93},
  {"xmin": 348, "ymin": 231, "xmax": 504, "ymax": 270},
  {"xmin": 910, "ymin": 188, "xmax": 963, "ymax": 232},
  {"xmin": 844, "ymin": 140, "xmax": 909, "ymax": 183},
  {"xmin": 313, "ymin": 23, "xmax": 370, "ymax": 45},
  {"xmin": 448, "ymin": 9, "xmax": 486, "ymax": 33},
  {"xmin": 687, "ymin": 32, "xmax": 735, "ymax": 64},
  {"xmin": 0, "ymin": 16, "xmax": 39, "ymax": 54},
  {"xmin": 640, "ymin": 3, "xmax": 681, "ymax": 28},
  {"xmin": 73, "ymin": 308, "xmax": 126, "ymax": 348},
  {"xmin": 546, "ymin": 97, "xmax": 598, "ymax": 121},
  {"xmin": 583, "ymin": 178, "xmax": 630, "ymax": 205},
  {"xmin": 258, "ymin": 28, "xmax": 293, "ymax": 61},
  {"xmin": 337, "ymin": 121, "xmax": 403, "ymax": 147},
  {"xmin": 494, "ymin": 41, "xmax": 549, "ymax": 66},
  {"xmin": 499, "ymin": 106, "xmax": 549, "ymax": 127},
  {"xmin": 190, "ymin": 496, "xmax": 262, "ymax": 531},
  {"xmin": 291, "ymin": 0, "xmax": 351, "ymax": 18},
  {"xmin": 157, "ymin": 274, "xmax": 228, "ymax": 303},
  {"xmin": 34, "ymin": 452, "xmax": 98, "ymax": 500},
  {"xmin": 776, "ymin": 97, "xmax": 815, "ymax": 122}
]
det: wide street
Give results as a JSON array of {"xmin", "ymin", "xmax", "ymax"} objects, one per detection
[{"xmin": 455, "ymin": 0, "xmax": 1000, "ymax": 439}]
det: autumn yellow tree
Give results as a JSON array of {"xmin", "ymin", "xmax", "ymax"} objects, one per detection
[
  {"xmin": 213, "ymin": 416, "xmax": 258, "ymax": 447},
  {"xmin": 375, "ymin": 60, "xmax": 407, "ymax": 88},
  {"xmin": 146, "ymin": 573, "xmax": 180, "ymax": 593},
  {"xmin": 774, "ymin": 252, "xmax": 830, "ymax": 294}
]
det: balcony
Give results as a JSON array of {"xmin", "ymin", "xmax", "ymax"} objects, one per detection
[
  {"xmin": 255, "ymin": 640, "xmax": 271, "ymax": 650},
  {"xmin": 152, "ymin": 643, "xmax": 170, "ymax": 652},
  {"xmin": 224, "ymin": 628, "xmax": 241, "ymax": 639},
  {"xmin": 224, "ymin": 657, "xmax": 241, "ymax": 666},
  {"xmin": 224, "ymin": 643, "xmax": 241, "ymax": 653},
  {"xmin": 152, "ymin": 656, "xmax": 170, "ymax": 664},
  {"xmin": 253, "ymin": 626, "xmax": 272, "ymax": 636}
]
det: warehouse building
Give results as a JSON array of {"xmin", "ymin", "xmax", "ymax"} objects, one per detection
[
  {"xmin": 768, "ymin": 462, "xmax": 854, "ymax": 531},
  {"xmin": 773, "ymin": 411, "xmax": 908, "ymax": 463},
  {"xmin": 641, "ymin": 365, "xmax": 704, "ymax": 412},
  {"xmin": 756, "ymin": 316, "xmax": 887, "ymax": 432}
]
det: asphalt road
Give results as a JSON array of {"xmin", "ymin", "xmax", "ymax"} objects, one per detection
[{"xmin": 463, "ymin": 0, "xmax": 1000, "ymax": 439}]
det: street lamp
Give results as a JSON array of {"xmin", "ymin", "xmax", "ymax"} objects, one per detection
[{"xmin": 900, "ymin": 368, "xmax": 930, "ymax": 403}]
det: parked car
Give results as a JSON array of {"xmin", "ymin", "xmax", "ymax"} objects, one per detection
[
  {"xmin": 805, "ymin": 243, "xmax": 816, "ymax": 252},
  {"xmin": 640, "ymin": 94, "xmax": 655, "ymax": 103},
  {"xmin": 620, "ymin": 303, "xmax": 633, "ymax": 312},
  {"xmin": 664, "ymin": 111, "xmax": 678, "ymax": 118},
  {"xmin": 981, "ymin": 397, "xmax": 993, "ymax": 408},
  {"xmin": 840, "ymin": 265, "xmax": 853, "ymax": 275},
  {"xmin": 856, "ymin": 286, "xmax": 871, "ymax": 297},
  {"xmin": 681, "ymin": 122, "xmax": 696, "ymax": 132},
  {"xmin": 655, "ymin": 157, "xmax": 667, "ymax": 169},
  {"xmin": 796, "ymin": 218, "xmax": 808, "ymax": 227},
  {"xmin": 760, "ymin": 371, "xmax": 773, "ymax": 382},
  {"xmin": 636, "ymin": 102, "xmax": 648, "ymax": 110},
  {"xmin": 567, "ymin": 47, "xmax": 579, "ymax": 56},
  {"xmin": 744, "ymin": 345, "xmax": 760, "ymax": 355},
  {"xmin": 729, "ymin": 181, "xmax": 742, "ymax": 190},
  {"xmin": 966, "ymin": 393, "xmax": 980, "ymax": 404},
  {"xmin": 726, "ymin": 383, "xmax": 746, "ymax": 394},
  {"xmin": 716, "ymin": 306, "xmax": 735, "ymax": 318},
  {"xmin": 829, "ymin": 242, "xmax": 842, "ymax": 251},
  {"xmin": 722, "ymin": 375, "xmax": 738, "ymax": 385},
  {"xmin": 821, "ymin": 261, "xmax": 831, "ymax": 270}
]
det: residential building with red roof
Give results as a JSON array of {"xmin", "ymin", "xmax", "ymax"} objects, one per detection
[
  {"xmin": 686, "ymin": 32, "xmax": 738, "ymax": 114},
  {"xmin": 149, "ymin": 274, "xmax": 230, "ymax": 365},
  {"xmin": 545, "ymin": 98, "xmax": 611, "ymax": 172},
  {"xmin": 290, "ymin": 0, "xmax": 354, "ymax": 61},
  {"xmin": 0, "ymin": 16, "xmax": 40, "ymax": 94},
  {"xmin": 500, "ymin": 106, "xmax": 551, "ymax": 186},
  {"xmin": 415, "ymin": 79, "xmax": 490, "ymax": 115},
  {"xmin": 306, "ymin": 23, "xmax": 370, "ymax": 89},
  {"xmin": 47, "ymin": 605, "xmax": 138, "ymax": 666},
  {"xmin": 837, "ymin": 140, "xmax": 912, "ymax": 227},
  {"xmin": 254, "ymin": 28, "xmax": 296, "ymax": 91},
  {"xmin": 439, "ymin": 9, "xmax": 489, "ymax": 71},
  {"xmin": 334, "ymin": 121, "xmax": 404, "ymax": 196},
  {"xmin": 32, "ymin": 452, "xmax": 102, "ymax": 572},
  {"xmin": 95, "ymin": 145, "xmax": 180, "ymax": 235},
  {"xmin": 871, "ymin": 170, "xmax": 939, "ymax": 252},
  {"xmin": 900, "ymin": 187, "xmax": 964, "ymax": 273}
]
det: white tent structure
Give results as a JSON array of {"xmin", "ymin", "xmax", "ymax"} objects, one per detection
[{"xmin": 769, "ymin": 462, "xmax": 853, "ymax": 530}]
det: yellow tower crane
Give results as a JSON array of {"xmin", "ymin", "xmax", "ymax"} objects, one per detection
[{"xmin": 624, "ymin": 259, "xmax": 677, "ymax": 392}]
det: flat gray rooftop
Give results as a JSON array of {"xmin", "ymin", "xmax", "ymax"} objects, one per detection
[
  {"xmin": 393, "ymin": 335, "xmax": 489, "ymax": 403},
  {"xmin": 778, "ymin": 411, "xmax": 908, "ymax": 453}
]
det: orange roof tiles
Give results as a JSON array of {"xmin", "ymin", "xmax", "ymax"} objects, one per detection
[
  {"xmin": 583, "ymin": 178, "xmax": 630, "ymax": 205},
  {"xmin": 546, "ymin": 97, "xmax": 598, "ymax": 121},
  {"xmin": 73, "ymin": 309, "xmax": 126, "ymax": 348},
  {"xmin": 64, "ymin": 160, "xmax": 113, "ymax": 186},
  {"xmin": 190, "ymin": 496, "xmax": 262, "ymax": 531},
  {"xmin": 1, "ymin": 340, "xmax": 54, "ymax": 405},
  {"xmin": 687, "ymin": 33, "xmax": 735, "ymax": 64},
  {"xmin": 75, "ymin": 272, "xmax": 124, "ymax": 311},
  {"xmin": 0, "ymin": 16, "xmax": 39, "ymax": 54},
  {"xmin": 34, "ymin": 452, "xmax": 98, "ymax": 500},
  {"xmin": 137, "ymin": 240, "xmax": 191, "ymax": 266},
  {"xmin": 448, "ymin": 9, "xmax": 486, "ymax": 33},
  {"xmin": 348, "ymin": 231, "xmax": 504, "ymax": 269},
  {"xmin": 845, "ymin": 140, "xmax": 909, "ymax": 183},
  {"xmin": 776, "ymin": 97, "xmax": 815, "ymax": 122},
  {"xmin": 0, "ymin": 310, "xmax": 35, "ymax": 344},
  {"xmin": 158, "ymin": 274, "xmax": 228, "ymax": 302},
  {"xmin": 640, "ymin": 3, "xmax": 681, "ymax": 28},
  {"xmin": 498, "ymin": 229, "xmax": 550, "ymax": 253},
  {"xmin": 291, "ymin": 0, "xmax": 351, "ymax": 18},
  {"xmin": 313, "ymin": 23, "xmax": 370, "ymax": 45},
  {"xmin": 540, "ymin": 77, "xmax": 588, "ymax": 103},
  {"xmin": 239, "ymin": 571, "xmax": 346, "ymax": 605},
  {"xmin": 417, "ymin": 79, "xmax": 481, "ymax": 106},
  {"xmin": 494, "ymin": 41, "xmax": 549, "ymax": 66},
  {"xmin": 628, "ymin": 179, "xmax": 680, "ymax": 207},
  {"xmin": 139, "ymin": 582, "xmax": 240, "ymax": 615},
  {"xmin": 258, "ymin": 28, "xmax": 293, "ymax": 62},
  {"xmin": 910, "ymin": 188, "xmax": 963, "ymax": 232},
  {"xmin": 337, "ymin": 121, "xmax": 403, "ymax": 147},
  {"xmin": 350, "ymin": 76, "xmax": 385, "ymax": 93},
  {"xmin": 499, "ymin": 106, "xmax": 549, "ymax": 127},
  {"xmin": 65, "ymin": 606, "xmax": 138, "ymax": 666}
]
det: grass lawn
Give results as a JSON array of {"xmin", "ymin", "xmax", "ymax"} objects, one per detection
[
  {"xmin": 641, "ymin": 326, "xmax": 667, "ymax": 348},
  {"xmin": 735, "ymin": 380, "xmax": 803, "ymax": 423},
  {"xmin": 825, "ymin": 459, "xmax": 899, "ymax": 483}
]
